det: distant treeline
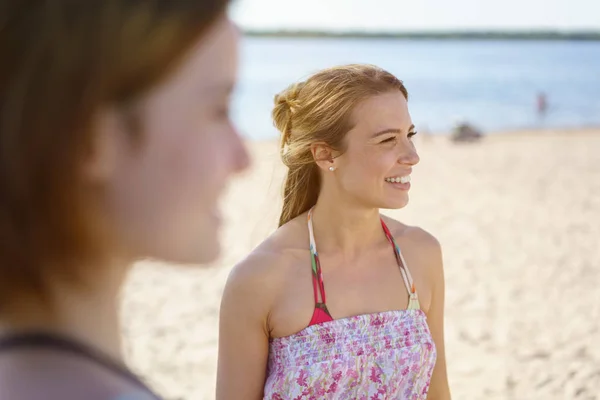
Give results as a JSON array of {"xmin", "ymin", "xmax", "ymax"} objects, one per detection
[{"xmin": 243, "ymin": 30, "xmax": 600, "ymax": 41}]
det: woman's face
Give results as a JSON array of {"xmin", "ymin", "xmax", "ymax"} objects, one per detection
[
  {"xmin": 332, "ymin": 91, "xmax": 419, "ymax": 210},
  {"xmin": 95, "ymin": 16, "xmax": 250, "ymax": 265}
]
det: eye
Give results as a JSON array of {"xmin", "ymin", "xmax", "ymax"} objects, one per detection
[
  {"xmin": 380, "ymin": 136, "xmax": 397, "ymax": 144},
  {"xmin": 408, "ymin": 131, "xmax": 418, "ymax": 139}
]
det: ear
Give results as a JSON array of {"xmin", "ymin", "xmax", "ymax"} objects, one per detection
[
  {"xmin": 82, "ymin": 107, "xmax": 124, "ymax": 183},
  {"xmin": 310, "ymin": 142, "xmax": 337, "ymax": 171}
]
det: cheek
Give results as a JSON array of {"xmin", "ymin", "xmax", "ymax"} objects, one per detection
[
  {"xmin": 345, "ymin": 147, "xmax": 392, "ymax": 183},
  {"xmin": 120, "ymin": 107, "xmax": 220, "ymax": 220},
  {"xmin": 156, "ymin": 119, "xmax": 223, "ymax": 205}
]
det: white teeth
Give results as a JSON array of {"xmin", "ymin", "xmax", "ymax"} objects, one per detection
[{"xmin": 386, "ymin": 175, "xmax": 411, "ymax": 184}]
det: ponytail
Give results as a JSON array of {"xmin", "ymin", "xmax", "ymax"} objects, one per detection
[
  {"xmin": 278, "ymin": 163, "xmax": 320, "ymax": 227},
  {"xmin": 273, "ymin": 82, "xmax": 320, "ymax": 227}
]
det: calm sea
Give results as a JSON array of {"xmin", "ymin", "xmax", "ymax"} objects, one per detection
[{"xmin": 232, "ymin": 37, "xmax": 600, "ymax": 140}]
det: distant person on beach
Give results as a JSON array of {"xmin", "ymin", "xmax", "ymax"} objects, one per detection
[
  {"xmin": 217, "ymin": 64, "xmax": 451, "ymax": 399},
  {"xmin": 537, "ymin": 92, "xmax": 548, "ymax": 117},
  {"xmin": 0, "ymin": 1, "xmax": 248, "ymax": 399}
]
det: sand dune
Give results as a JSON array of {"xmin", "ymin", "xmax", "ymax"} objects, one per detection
[{"xmin": 121, "ymin": 128, "xmax": 600, "ymax": 400}]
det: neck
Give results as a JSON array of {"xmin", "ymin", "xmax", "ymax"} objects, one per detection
[
  {"xmin": 311, "ymin": 190, "xmax": 384, "ymax": 256},
  {"xmin": 0, "ymin": 262, "xmax": 128, "ymax": 363}
]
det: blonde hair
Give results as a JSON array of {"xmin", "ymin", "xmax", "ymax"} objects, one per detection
[{"xmin": 272, "ymin": 64, "xmax": 408, "ymax": 227}]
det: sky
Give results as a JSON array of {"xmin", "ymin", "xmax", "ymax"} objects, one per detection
[{"xmin": 230, "ymin": 0, "xmax": 599, "ymax": 32}]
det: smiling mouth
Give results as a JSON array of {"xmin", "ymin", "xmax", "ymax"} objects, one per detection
[{"xmin": 384, "ymin": 175, "xmax": 411, "ymax": 184}]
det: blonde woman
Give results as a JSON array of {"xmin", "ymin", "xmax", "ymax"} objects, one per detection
[{"xmin": 217, "ymin": 64, "xmax": 451, "ymax": 399}]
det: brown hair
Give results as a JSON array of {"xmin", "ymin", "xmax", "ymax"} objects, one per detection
[
  {"xmin": 273, "ymin": 64, "xmax": 408, "ymax": 227},
  {"xmin": 0, "ymin": 1, "xmax": 229, "ymax": 306}
]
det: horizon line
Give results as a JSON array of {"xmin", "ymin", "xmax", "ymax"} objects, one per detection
[{"xmin": 241, "ymin": 29, "xmax": 600, "ymax": 41}]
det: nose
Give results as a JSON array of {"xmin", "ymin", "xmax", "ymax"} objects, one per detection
[
  {"xmin": 231, "ymin": 129, "xmax": 251, "ymax": 174},
  {"xmin": 398, "ymin": 142, "xmax": 419, "ymax": 166}
]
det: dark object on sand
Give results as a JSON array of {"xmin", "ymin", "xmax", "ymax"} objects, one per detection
[{"xmin": 451, "ymin": 122, "xmax": 483, "ymax": 143}]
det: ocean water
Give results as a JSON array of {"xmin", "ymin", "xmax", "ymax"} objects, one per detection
[{"xmin": 232, "ymin": 37, "xmax": 600, "ymax": 140}]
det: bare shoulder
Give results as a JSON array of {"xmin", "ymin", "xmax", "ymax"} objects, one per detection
[
  {"xmin": 221, "ymin": 215, "xmax": 308, "ymax": 318},
  {"xmin": 381, "ymin": 215, "xmax": 443, "ymax": 278},
  {"xmin": 381, "ymin": 215, "xmax": 440, "ymax": 248},
  {"xmin": 226, "ymin": 215, "xmax": 306, "ymax": 290}
]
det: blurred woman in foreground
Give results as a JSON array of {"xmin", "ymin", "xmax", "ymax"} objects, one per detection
[{"xmin": 0, "ymin": 1, "xmax": 248, "ymax": 399}]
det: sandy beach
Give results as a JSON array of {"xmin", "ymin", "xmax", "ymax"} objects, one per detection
[{"xmin": 120, "ymin": 128, "xmax": 600, "ymax": 400}]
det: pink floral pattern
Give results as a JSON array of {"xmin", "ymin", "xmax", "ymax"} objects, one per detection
[{"xmin": 264, "ymin": 309, "xmax": 436, "ymax": 399}]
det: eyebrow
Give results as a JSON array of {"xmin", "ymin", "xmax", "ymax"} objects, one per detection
[{"xmin": 371, "ymin": 124, "xmax": 415, "ymax": 138}]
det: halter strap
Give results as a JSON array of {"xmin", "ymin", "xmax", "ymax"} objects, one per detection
[
  {"xmin": 307, "ymin": 208, "xmax": 327, "ymax": 305},
  {"xmin": 307, "ymin": 208, "xmax": 420, "ymax": 312},
  {"xmin": 380, "ymin": 218, "xmax": 420, "ymax": 310}
]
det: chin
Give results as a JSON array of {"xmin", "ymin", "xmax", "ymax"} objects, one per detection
[
  {"xmin": 150, "ymin": 237, "xmax": 221, "ymax": 267},
  {"xmin": 182, "ymin": 217, "xmax": 223, "ymax": 265},
  {"xmin": 380, "ymin": 197, "xmax": 410, "ymax": 210},
  {"xmin": 189, "ymin": 240, "xmax": 221, "ymax": 265}
]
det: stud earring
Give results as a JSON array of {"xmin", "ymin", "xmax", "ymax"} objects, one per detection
[{"xmin": 329, "ymin": 166, "xmax": 335, "ymax": 171}]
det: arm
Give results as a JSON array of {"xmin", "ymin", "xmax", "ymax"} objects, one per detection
[
  {"xmin": 425, "ymin": 237, "xmax": 452, "ymax": 400},
  {"xmin": 216, "ymin": 256, "xmax": 272, "ymax": 400}
]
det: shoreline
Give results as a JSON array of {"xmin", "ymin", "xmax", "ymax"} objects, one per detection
[
  {"xmin": 244, "ymin": 126, "xmax": 600, "ymax": 145},
  {"xmin": 242, "ymin": 30, "xmax": 600, "ymax": 42}
]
